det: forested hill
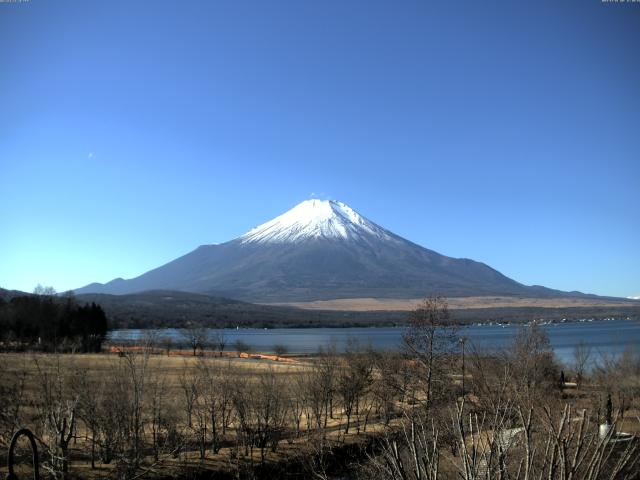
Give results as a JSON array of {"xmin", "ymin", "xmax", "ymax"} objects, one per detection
[{"xmin": 74, "ymin": 290, "xmax": 403, "ymax": 329}]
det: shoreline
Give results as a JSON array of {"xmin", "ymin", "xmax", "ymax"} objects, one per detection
[{"xmin": 107, "ymin": 315, "xmax": 640, "ymax": 333}]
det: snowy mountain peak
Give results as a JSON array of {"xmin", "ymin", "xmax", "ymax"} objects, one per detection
[{"xmin": 239, "ymin": 199, "xmax": 395, "ymax": 244}]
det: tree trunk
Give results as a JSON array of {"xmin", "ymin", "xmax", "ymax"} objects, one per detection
[{"xmin": 91, "ymin": 429, "xmax": 96, "ymax": 469}]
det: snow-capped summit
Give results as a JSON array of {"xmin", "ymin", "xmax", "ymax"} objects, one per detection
[{"xmin": 240, "ymin": 199, "xmax": 394, "ymax": 244}]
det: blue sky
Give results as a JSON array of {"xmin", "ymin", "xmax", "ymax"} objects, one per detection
[{"xmin": 1, "ymin": 0, "xmax": 638, "ymax": 297}]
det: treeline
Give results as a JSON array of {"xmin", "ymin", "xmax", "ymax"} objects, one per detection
[
  {"xmin": 74, "ymin": 290, "xmax": 405, "ymax": 329},
  {"xmin": 0, "ymin": 293, "xmax": 108, "ymax": 352}
]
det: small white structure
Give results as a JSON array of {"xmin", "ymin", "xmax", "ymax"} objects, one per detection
[
  {"xmin": 599, "ymin": 423, "xmax": 635, "ymax": 443},
  {"xmin": 599, "ymin": 423, "xmax": 612, "ymax": 439}
]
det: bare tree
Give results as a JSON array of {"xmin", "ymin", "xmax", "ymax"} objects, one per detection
[
  {"xmin": 366, "ymin": 414, "xmax": 440, "ymax": 480},
  {"xmin": 147, "ymin": 368, "xmax": 168, "ymax": 462},
  {"xmin": 34, "ymin": 356, "xmax": 78, "ymax": 479},
  {"xmin": 370, "ymin": 396, "xmax": 639, "ymax": 480},
  {"xmin": 197, "ymin": 358, "xmax": 231, "ymax": 454},
  {"xmin": 371, "ymin": 351, "xmax": 401, "ymax": 426},
  {"xmin": 403, "ymin": 296, "xmax": 457, "ymax": 411},
  {"xmin": 230, "ymin": 373, "xmax": 253, "ymax": 458},
  {"xmin": 72, "ymin": 367, "xmax": 103, "ymax": 469},
  {"xmin": 508, "ymin": 323, "xmax": 559, "ymax": 405},
  {"xmin": 234, "ymin": 339, "xmax": 251, "ymax": 357},
  {"xmin": 213, "ymin": 329, "xmax": 227, "ymax": 357},
  {"xmin": 307, "ymin": 429, "xmax": 335, "ymax": 480},
  {"xmin": 617, "ymin": 345, "xmax": 640, "ymax": 419},
  {"xmin": 0, "ymin": 363, "xmax": 27, "ymax": 448},
  {"xmin": 253, "ymin": 368, "xmax": 289, "ymax": 464},
  {"xmin": 273, "ymin": 343, "xmax": 288, "ymax": 358},
  {"xmin": 94, "ymin": 368, "xmax": 125, "ymax": 465},
  {"xmin": 593, "ymin": 345, "xmax": 640, "ymax": 423},
  {"xmin": 117, "ymin": 347, "xmax": 151, "ymax": 472},
  {"xmin": 337, "ymin": 341, "xmax": 373, "ymax": 435},
  {"xmin": 192, "ymin": 378, "xmax": 209, "ymax": 460},
  {"xmin": 306, "ymin": 345, "xmax": 338, "ymax": 435},
  {"xmin": 181, "ymin": 324, "xmax": 210, "ymax": 356},
  {"xmin": 218, "ymin": 360, "xmax": 236, "ymax": 435},
  {"xmin": 379, "ymin": 350, "xmax": 417, "ymax": 404},
  {"xmin": 33, "ymin": 284, "xmax": 57, "ymax": 296},
  {"xmin": 97, "ymin": 349, "xmax": 182, "ymax": 475},
  {"xmin": 179, "ymin": 365, "xmax": 199, "ymax": 429},
  {"xmin": 573, "ymin": 340, "xmax": 592, "ymax": 388},
  {"xmin": 142, "ymin": 330, "xmax": 161, "ymax": 354},
  {"xmin": 288, "ymin": 374, "xmax": 307, "ymax": 438}
]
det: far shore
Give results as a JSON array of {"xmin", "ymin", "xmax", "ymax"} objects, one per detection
[
  {"xmin": 266, "ymin": 295, "xmax": 640, "ymax": 312},
  {"xmin": 107, "ymin": 315, "xmax": 638, "ymax": 332}
]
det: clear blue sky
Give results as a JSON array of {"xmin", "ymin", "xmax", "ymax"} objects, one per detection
[{"xmin": 1, "ymin": 1, "xmax": 638, "ymax": 298}]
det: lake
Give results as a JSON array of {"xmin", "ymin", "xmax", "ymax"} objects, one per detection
[{"xmin": 108, "ymin": 318, "xmax": 640, "ymax": 365}]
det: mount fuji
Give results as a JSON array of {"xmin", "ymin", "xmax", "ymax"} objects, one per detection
[{"xmin": 75, "ymin": 199, "xmax": 572, "ymax": 302}]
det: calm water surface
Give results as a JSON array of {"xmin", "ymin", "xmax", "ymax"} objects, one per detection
[{"xmin": 109, "ymin": 319, "xmax": 640, "ymax": 365}]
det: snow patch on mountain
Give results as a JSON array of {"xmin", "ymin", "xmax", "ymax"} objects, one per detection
[{"xmin": 240, "ymin": 199, "xmax": 396, "ymax": 244}]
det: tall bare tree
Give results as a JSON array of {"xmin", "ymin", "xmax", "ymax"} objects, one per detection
[
  {"xmin": 403, "ymin": 296, "xmax": 457, "ymax": 411},
  {"xmin": 213, "ymin": 329, "xmax": 227, "ymax": 357},
  {"xmin": 337, "ymin": 341, "xmax": 373, "ymax": 434},
  {"xmin": 181, "ymin": 324, "xmax": 210, "ymax": 356},
  {"xmin": 196, "ymin": 358, "xmax": 231, "ymax": 454},
  {"xmin": 508, "ymin": 323, "xmax": 559, "ymax": 405},
  {"xmin": 34, "ymin": 356, "xmax": 78, "ymax": 479},
  {"xmin": 253, "ymin": 368, "xmax": 289, "ymax": 464},
  {"xmin": 0, "ymin": 363, "xmax": 27, "ymax": 448},
  {"xmin": 573, "ymin": 340, "xmax": 592, "ymax": 388}
]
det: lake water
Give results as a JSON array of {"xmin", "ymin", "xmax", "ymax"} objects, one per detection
[{"xmin": 109, "ymin": 319, "xmax": 640, "ymax": 365}]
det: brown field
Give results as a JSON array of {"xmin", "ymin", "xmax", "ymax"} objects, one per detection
[
  {"xmin": 0, "ymin": 350, "xmax": 398, "ymax": 479},
  {"xmin": 1, "ymin": 334, "xmax": 638, "ymax": 479},
  {"xmin": 269, "ymin": 295, "xmax": 638, "ymax": 311}
]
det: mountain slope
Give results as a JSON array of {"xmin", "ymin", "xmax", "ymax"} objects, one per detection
[{"xmin": 75, "ymin": 200, "xmax": 579, "ymax": 302}]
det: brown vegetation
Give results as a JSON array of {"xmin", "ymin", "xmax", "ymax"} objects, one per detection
[
  {"xmin": 271, "ymin": 295, "xmax": 639, "ymax": 312},
  {"xmin": 0, "ymin": 298, "xmax": 638, "ymax": 480}
]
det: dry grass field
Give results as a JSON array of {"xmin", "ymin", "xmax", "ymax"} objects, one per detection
[
  {"xmin": 270, "ymin": 295, "xmax": 639, "ymax": 311},
  {"xmin": 0, "ymin": 349, "xmax": 404, "ymax": 479},
  {"xmin": 0, "ymin": 319, "xmax": 638, "ymax": 480}
]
